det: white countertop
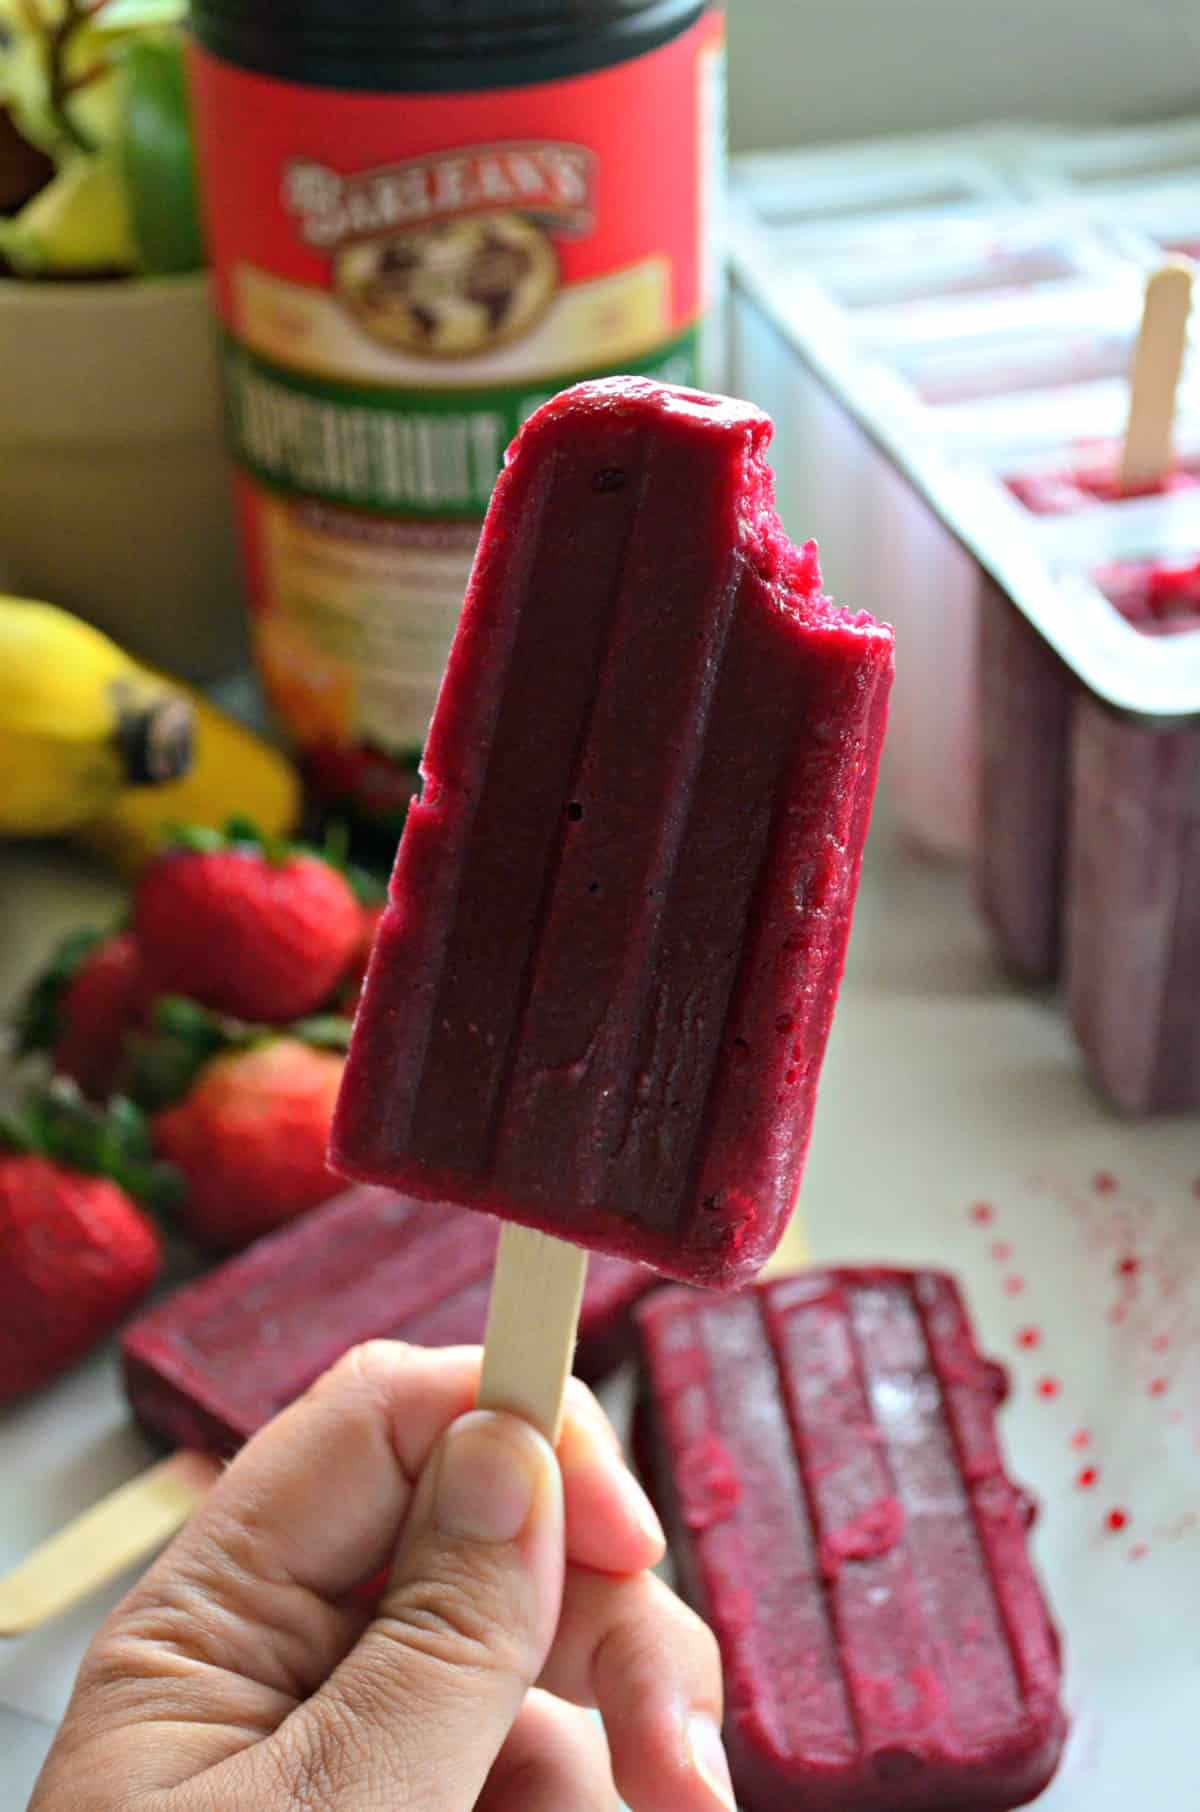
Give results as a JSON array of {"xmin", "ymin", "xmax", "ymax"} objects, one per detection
[{"xmin": 2, "ymin": 790, "xmax": 1199, "ymax": 1809}]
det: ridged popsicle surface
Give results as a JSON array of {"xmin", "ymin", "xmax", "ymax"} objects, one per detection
[
  {"xmin": 635, "ymin": 1269, "xmax": 1067, "ymax": 1811},
  {"xmin": 332, "ymin": 379, "xmax": 893, "ymax": 1284}
]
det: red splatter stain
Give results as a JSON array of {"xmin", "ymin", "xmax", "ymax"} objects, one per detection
[
  {"xmin": 1093, "ymin": 1172, "xmax": 1118, "ymax": 1194},
  {"xmin": 1130, "ymin": 1542, "xmax": 1149, "ymax": 1561},
  {"xmin": 1107, "ymin": 1304, "xmax": 1128, "ymax": 1325},
  {"xmin": 1151, "ymin": 1333, "xmax": 1171, "ymax": 1353},
  {"xmin": 970, "ymin": 1202, "xmax": 995, "ymax": 1225},
  {"xmin": 1016, "ymin": 1326, "xmax": 1041, "ymax": 1349},
  {"xmin": 1004, "ymin": 1275, "xmax": 1026, "ymax": 1296},
  {"xmin": 1036, "ymin": 1376, "xmax": 1061, "ymax": 1398},
  {"xmin": 1077, "ymin": 1466, "xmax": 1099, "ymax": 1489},
  {"xmin": 990, "ymin": 1239, "xmax": 1013, "ymax": 1263},
  {"xmin": 1106, "ymin": 1508, "xmax": 1130, "ymax": 1532},
  {"xmin": 1071, "ymin": 1428, "xmax": 1092, "ymax": 1450},
  {"xmin": 1149, "ymin": 1377, "xmax": 1169, "ymax": 1397},
  {"xmin": 1117, "ymin": 1255, "xmax": 1140, "ymax": 1278}
]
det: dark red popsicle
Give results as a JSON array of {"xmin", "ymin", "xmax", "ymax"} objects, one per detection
[
  {"xmin": 1066, "ymin": 699, "xmax": 1200, "ymax": 1114},
  {"xmin": 635, "ymin": 1269, "xmax": 1067, "ymax": 1812},
  {"xmin": 121, "ymin": 1185, "xmax": 657, "ymax": 1457},
  {"xmin": 331, "ymin": 378, "xmax": 893, "ymax": 1286},
  {"xmin": 975, "ymin": 577, "xmax": 1073, "ymax": 984}
]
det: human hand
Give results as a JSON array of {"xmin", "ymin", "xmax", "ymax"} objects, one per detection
[{"xmin": 31, "ymin": 1342, "xmax": 734, "ymax": 1811}]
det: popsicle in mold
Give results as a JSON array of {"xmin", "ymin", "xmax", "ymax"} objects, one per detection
[
  {"xmin": 634, "ymin": 1269, "xmax": 1068, "ymax": 1812},
  {"xmin": 331, "ymin": 377, "xmax": 893, "ymax": 1288}
]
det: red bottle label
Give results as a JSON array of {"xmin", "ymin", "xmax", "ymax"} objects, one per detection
[{"xmin": 188, "ymin": 12, "xmax": 726, "ymax": 826}]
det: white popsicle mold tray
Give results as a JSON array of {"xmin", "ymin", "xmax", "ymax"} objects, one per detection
[{"xmin": 728, "ymin": 118, "xmax": 1200, "ymax": 862}]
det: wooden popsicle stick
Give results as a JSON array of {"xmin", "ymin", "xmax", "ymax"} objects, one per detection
[
  {"xmin": 478, "ymin": 1222, "xmax": 588, "ymax": 1444},
  {"xmin": 1120, "ymin": 258, "xmax": 1195, "ymax": 492},
  {"xmin": 0, "ymin": 1449, "xmax": 217, "ymax": 1638}
]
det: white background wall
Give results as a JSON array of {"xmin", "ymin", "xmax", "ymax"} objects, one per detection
[{"xmin": 728, "ymin": 0, "xmax": 1200, "ymax": 148}]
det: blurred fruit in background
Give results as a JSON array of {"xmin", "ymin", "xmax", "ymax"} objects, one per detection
[
  {"xmin": 0, "ymin": 1082, "xmax": 173, "ymax": 1402},
  {"xmin": 0, "ymin": 596, "xmax": 299, "ymax": 856},
  {"xmin": 0, "ymin": 4, "xmax": 244, "ymax": 681},
  {"xmin": 0, "ymin": 597, "xmax": 195, "ymax": 835},
  {"xmin": 0, "ymin": 0, "xmax": 200, "ymax": 279}
]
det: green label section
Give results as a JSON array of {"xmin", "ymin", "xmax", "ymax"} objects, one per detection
[{"xmin": 222, "ymin": 329, "xmax": 702, "ymax": 518}]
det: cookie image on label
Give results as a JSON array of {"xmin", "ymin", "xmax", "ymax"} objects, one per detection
[{"xmin": 335, "ymin": 213, "xmax": 559, "ymax": 357}]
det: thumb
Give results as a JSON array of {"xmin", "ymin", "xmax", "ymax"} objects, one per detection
[{"xmin": 276, "ymin": 1410, "xmax": 564, "ymax": 1811}]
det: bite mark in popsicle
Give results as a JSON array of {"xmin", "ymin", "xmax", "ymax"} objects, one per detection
[{"xmin": 331, "ymin": 378, "xmax": 893, "ymax": 1291}]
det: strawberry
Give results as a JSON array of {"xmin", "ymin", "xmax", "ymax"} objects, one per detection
[
  {"xmin": 135, "ymin": 828, "xmax": 361, "ymax": 1024},
  {"xmin": 15, "ymin": 927, "xmax": 145, "ymax": 1101},
  {"xmin": 0, "ymin": 1085, "xmax": 173, "ymax": 1403},
  {"xmin": 153, "ymin": 1037, "xmax": 345, "ymax": 1251},
  {"xmin": 54, "ymin": 932, "xmax": 146, "ymax": 1099}
]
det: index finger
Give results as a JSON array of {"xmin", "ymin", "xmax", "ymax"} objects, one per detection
[{"xmin": 91, "ymin": 1343, "xmax": 661, "ymax": 1706}]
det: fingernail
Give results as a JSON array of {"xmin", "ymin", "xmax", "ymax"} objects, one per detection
[
  {"xmin": 434, "ymin": 1411, "xmax": 546, "ymax": 1544},
  {"xmin": 688, "ymin": 1712, "xmax": 736, "ymax": 1811},
  {"xmin": 611, "ymin": 1461, "xmax": 667, "ymax": 1553}
]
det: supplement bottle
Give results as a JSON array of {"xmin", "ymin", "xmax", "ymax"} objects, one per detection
[{"xmin": 188, "ymin": 0, "xmax": 726, "ymax": 837}]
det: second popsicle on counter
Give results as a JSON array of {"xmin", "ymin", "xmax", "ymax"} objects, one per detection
[
  {"xmin": 635, "ymin": 1269, "xmax": 1068, "ymax": 1812},
  {"xmin": 0, "ymin": 1184, "xmax": 657, "ymax": 1637},
  {"xmin": 332, "ymin": 377, "xmax": 894, "ymax": 1367}
]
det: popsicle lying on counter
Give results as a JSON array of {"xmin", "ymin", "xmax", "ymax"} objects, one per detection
[
  {"xmin": 122, "ymin": 1185, "xmax": 656, "ymax": 1455},
  {"xmin": 0, "ymin": 1185, "xmax": 657, "ymax": 1636},
  {"xmin": 332, "ymin": 377, "xmax": 893, "ymax": 1312},
  {"xmin": 635, "ymin": 1268, "xmax": 1068, "ymax": 1812}
]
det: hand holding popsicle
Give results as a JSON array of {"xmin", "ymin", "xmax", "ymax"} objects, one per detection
[{"xmin": 30, "ymin": 1342, "xmax": 735, "ymax": 1812}]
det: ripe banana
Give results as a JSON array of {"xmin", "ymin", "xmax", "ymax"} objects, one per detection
[
  {"xmin": 0, "ymin": 597, "xmax": 194, "ymax": 836},
  {"xmin": 77, "ymin": 686, "xmax": 302, "ymax": 874}
]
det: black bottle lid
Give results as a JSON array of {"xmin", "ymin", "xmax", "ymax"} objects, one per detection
[{"xmin": 190, "ymin": 0, "xmax": 709, "ymax": 92}]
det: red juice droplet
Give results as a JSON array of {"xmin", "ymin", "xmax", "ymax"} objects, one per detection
[
  {"xmin": 990, "ymin": 1239, "xmax": 1013, "ymax": 1263},
  {"xmin": 1117, "ymin": 1255, "xmax": 1140, "ymax": 1278},
  {"xmin": 1036, "ymin": 1376, "xmax": 1060, "ymax": 1398},
  {"xmin": 1149, "ymin": 1377, "xmax": 1169, "ymax": 1397},
  {"xmin": 1016, "ymin": 1326, "xmax": 1041, "ymax": 1349},
  {"xmin": 1093, "ymin": 1172, "xmax": 1118, "ymax": 1194},
  {"xmin": 1107, "ymin": 1304, "xmax": 1127, "ymax": 1325},
  {"xmin": 1151, "ymin": 1333, "xmax": 1170, "ymax": 1354},
  {"xmin": 1106, "ymin": 1508, "xmax": 1129, "ymax": 1532},
  {"xmin": 970, "ymin": 1202, "xmax": 995, "ymax": 1225},
  {"xmin": 1071, "ymin": 1428, "xmax": 1092, "ymax": 1450},
  {"xmin": 1004, "ymin": 1275, "xmax": 1026, "ymax": 1296},
  {"xmin": 1077, "ymin": 1466, "xmax": 1098, "ymax": 1489},
  {"xmin": 1130, "ymin": 1542, "xmax": 1149, "ymax": 1561}
]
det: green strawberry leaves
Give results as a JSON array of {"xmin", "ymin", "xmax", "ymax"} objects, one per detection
[
  {"xmin": 124, "ymin": 994, "xmax": 353, "ymax": 1111},
  {"xmin": 122, "ymin": 993, "xmax": 241, "ymax": 1111},
  {"xmin": 1, "ymin": 1078, "xmax": 184, "ymax": 1213},
  {"xmin": 13, "ymin": 925, "xmax": 105, "ymax": 1056},
  {"xmin": 163, "ymin": 816, "xmax": 387, "ymax": 904}
]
